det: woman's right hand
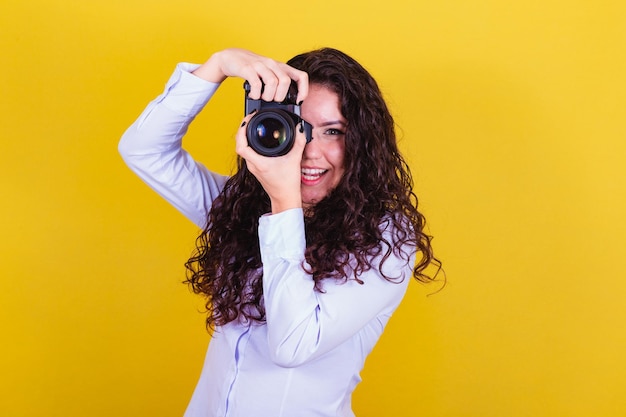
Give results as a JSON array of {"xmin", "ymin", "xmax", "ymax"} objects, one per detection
[{"xmin": 192, "ymin": 48, "xmax": 309, "ymax": 104}]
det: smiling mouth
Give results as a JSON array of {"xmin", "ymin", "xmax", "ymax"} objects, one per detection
[{"xmin": 301, "ymin": 168, "xmax": 327, "ymax": 182}]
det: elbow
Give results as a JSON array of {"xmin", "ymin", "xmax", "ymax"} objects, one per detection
[
  {"xmin": 117, "ymin": 135, "xmax": 129, "ymax": 159},
  {"xmin": 118, "ymin": 128, "xmax": 144, "ymax": 170},
  {"xmin": 118, "ymin": 129, "xmax": 135, "ymax": 161}
]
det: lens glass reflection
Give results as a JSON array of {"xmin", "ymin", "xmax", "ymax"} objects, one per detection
[{"xmin": 256, "ymin": 118, "xmax": 287, "ymax": 148}]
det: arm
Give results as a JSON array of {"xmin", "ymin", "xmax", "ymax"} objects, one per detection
[
  {"xmin": 258, "ymin": 209, "xmax": 413, "ymax": 367},
  {"xmin": 118, "ymin": 63, "xmax": 228, "ymax": 227},
  {"xmin": 119, "ymin": 50, "xmax": 311, "ymax": 224},
  {"xmin": 202, "ymin": 48, "xmax": 310, "ymax": 215}
]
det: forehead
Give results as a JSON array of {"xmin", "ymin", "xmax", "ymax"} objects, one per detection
[{"xmin": 301, "ymin": 84, "xmax": 346, "ymax": 125}]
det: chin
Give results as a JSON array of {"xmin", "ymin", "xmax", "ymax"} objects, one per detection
[{"xmin": 301, "ymin": 196, "xmax": 320, "ymax": 209}]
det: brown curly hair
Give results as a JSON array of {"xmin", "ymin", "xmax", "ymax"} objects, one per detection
[{"xmin": 185, "ymin": 48, "xmax": 440, "ymax": 330}]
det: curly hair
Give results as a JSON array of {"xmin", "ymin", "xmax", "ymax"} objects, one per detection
[{"xmin": 185, "ymin": 48, "xmax": 440, "ymax": 330}]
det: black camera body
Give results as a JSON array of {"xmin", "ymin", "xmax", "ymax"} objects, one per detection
[{"xmin": 244, "ymin": 81, "xmax": 313, "ymax": 157}]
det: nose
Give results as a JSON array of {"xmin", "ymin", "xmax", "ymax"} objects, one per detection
[{"xmin": 302, "ymin": 133, "xmax": 322, "ymax": 159}]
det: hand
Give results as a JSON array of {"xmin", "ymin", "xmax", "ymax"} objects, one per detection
[
  {"xmin": 192, "ymin": 48, "xmax": 309, "ymax": 104},
  {"xmin": 235, "ymin": 113, "xmax": 307, "ymax": 214}
]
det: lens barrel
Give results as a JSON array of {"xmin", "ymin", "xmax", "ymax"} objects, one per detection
[{"xmin": 246, "ymin": 109, "xmax": 298, "ymax": 157}]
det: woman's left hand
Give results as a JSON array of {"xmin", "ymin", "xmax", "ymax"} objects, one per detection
[{"xmin": 235, "ymin": 114, "xmax": 307, "ymax": 214}]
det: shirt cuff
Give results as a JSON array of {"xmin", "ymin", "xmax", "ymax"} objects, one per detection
[
  {"xmin": 258, "ymin": 208, "xmax": 306, "ymax": 262},
  {"xmin": 155, "ymin": 62, "xmax": 221, "ymax": 118}
]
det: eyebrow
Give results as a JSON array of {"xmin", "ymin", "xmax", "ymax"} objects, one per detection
[{"xmin": 319, "ymin": 120, "xmax": 347, "ymax": 127}]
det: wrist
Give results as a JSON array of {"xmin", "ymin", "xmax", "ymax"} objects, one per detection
[
  {"xmin": 270, "ymin": 196, "xmax": 302, "ymax": 215},
  {"xmin": 192, "ymin": 53, "xmax": 227, "ymax": 83}
]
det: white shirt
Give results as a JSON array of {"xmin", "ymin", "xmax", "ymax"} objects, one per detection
[{"xmin": 119, "ymin": 63, "xmax": 414, "ymax": 417}]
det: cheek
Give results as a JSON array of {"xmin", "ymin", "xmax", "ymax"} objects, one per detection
[{"xmin": 327, "ymin": 142, "xmax": 346, "ymax": 169}]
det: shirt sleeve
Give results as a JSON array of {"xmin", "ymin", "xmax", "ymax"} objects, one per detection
[
  {"xmin": 118, "ymin": 62, "xmax": 228, "ymax": 228},
  {"xmin": 258, "ymin": 208, "xmax": 413, "ymax": 367}
]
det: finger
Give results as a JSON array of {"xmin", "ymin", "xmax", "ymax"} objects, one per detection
[
  {"xmin": 253, "ymin": 59, "xmax": 306, "ymax": 103},
  {"xmin": 273, "ymin": 72, "xmax": 296, "ymax": 103},
  {"xmin": 251, "ymin": 60, "xmax": 282, "ymax": 102},
  {"xmin": 238, "ymin": 61, "xmax": 278, "ymax": 100},
  {"xmin": 281, "ymin": 65, "xmax": 309, "ymax": 103},
  {"xmin": 257, "ymin": 58, "xmax": 298, "ymax": 102},
  {"xmin": 239, "ymin": 57, "xmax": 308, "ymax": 103},
  {"xmin": 289, "ymin": 124, "xmax": 308, "ymax": 157},
  {"xmin": 235, "ymin": 113, "xmax": 259, "ymax": 160},
  {"xmin": 244, "ymin": 76, "xmax": 264, "ymax": 100}
]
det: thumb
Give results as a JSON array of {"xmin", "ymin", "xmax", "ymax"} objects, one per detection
[{"xmin": 290, "ymin": 123, "xmax": 308, "ymax": 156}]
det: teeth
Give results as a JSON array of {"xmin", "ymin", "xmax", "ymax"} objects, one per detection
[
  {"xmin": 301, "ymin": 168, "xmax": 327, "ymax": 181},
  {"xmin": 301, "ymin": 168, "xmax": 326, "ymax": 175}
]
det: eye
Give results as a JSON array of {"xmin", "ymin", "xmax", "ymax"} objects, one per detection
[{"xmin": 325, "ymin": 128, "xmax": 345, "ymax": 136}]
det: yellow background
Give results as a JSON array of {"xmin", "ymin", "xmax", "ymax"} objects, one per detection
[{"xmin": 2, "ymin": 0, "xmax": 625, "ymax": 416}]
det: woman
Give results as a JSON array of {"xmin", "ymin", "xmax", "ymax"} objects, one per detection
[{"xmin": 119, "ymin": 47, "xmax": 438, "ymax": 417}]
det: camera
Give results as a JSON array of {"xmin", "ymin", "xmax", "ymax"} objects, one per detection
[{"xmin": 244, "ymin": 80, "xmax": 313, "ymax": 157}]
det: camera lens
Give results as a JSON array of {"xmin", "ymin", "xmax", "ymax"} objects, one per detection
[
  {"xmin": 255, "ymin": 118, "xmax": 287, "ymax": 149},
  {"xmin": 247, "ymin": 109, "xmax": 297, "ymax": 157}
]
